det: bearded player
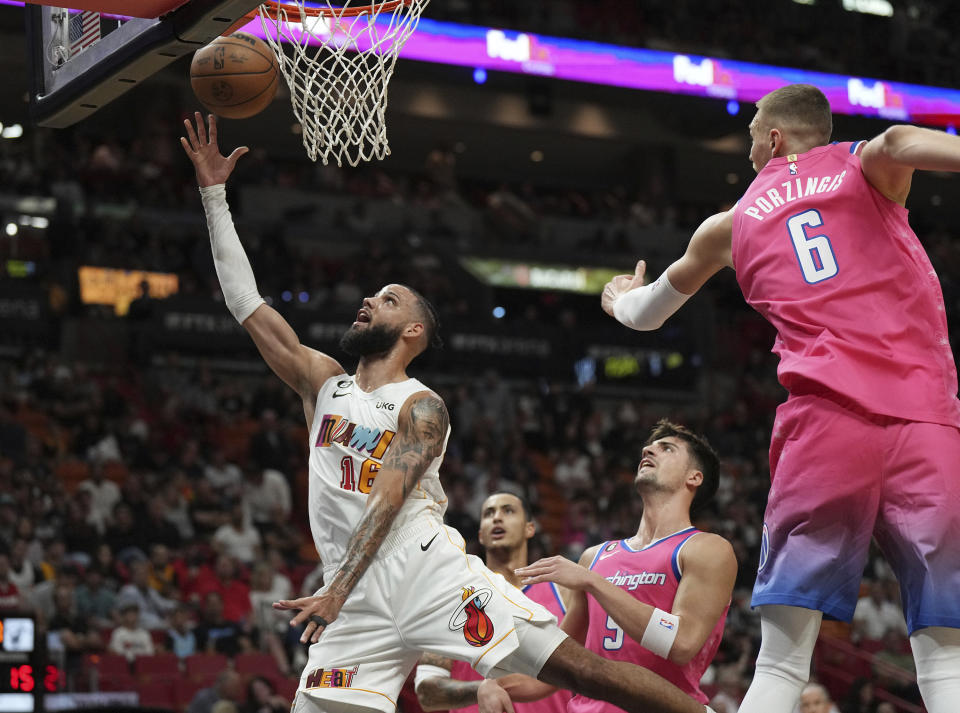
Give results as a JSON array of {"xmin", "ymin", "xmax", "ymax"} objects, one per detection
[
  {"xmin": 601, "ymin": 84, "xmax": 960, "ymax": 713},
  {"xmin": 181, "ymin": 113, "xmax": 719, "ymax": 713},
  {"xmin": 477, "ymin": 421, "xmax": 736, "ymax": 712},
  {"xmin": 415, "ymin": 492, "xmax": 572, "ymax": 713}
]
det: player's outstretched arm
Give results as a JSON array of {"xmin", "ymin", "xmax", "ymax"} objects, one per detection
[
  {"xmin": 518, "ymin": 535, "xmax": 735, "ymax": 666},
  {"xmin": 601, "ymin": 210, "xmax": 734, "ymax": 331},
  {"xmin": 274, "ymin": 391, "xmax": 450, "ymax": 643},
  {"xmin": 181, "ymin": 113, "xmax": 344, "ymax": 408},
  {"xmin": 489, "ymin": 546, "xmax": 598, "ymax": 705},
  {"xmin": 415, "ymin": 653, "xmax": 482, "ymax": 711},
  {"xmin": 860, "ymin": 125, "xmax": 960, "ymax": 206}
]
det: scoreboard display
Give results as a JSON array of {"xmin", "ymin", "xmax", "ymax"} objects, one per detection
[{"xmin": 0, "ymin": 614, "xmax": 51, "ymax": 713}]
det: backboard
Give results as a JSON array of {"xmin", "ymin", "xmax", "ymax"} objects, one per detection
[{"xmin": 24, "ymin": 0, "xmax": 261, "ymax": 127}]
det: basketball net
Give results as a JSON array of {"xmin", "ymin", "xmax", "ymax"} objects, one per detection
[{"xmin": 257, "ymin": 0, "xmax": 429, "ymax": 167}]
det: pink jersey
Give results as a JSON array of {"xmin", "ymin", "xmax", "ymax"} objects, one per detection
[
  {"xmin": 568, "ymin": 530, "xmax": 726, "ymax": 711},
  {"xmin": 732, "ymin": 141, "xmax": 960, "ymax": 426},
  {"xmin": 449, "ymin": 581, "xmax": 571, "ymax": 713}
]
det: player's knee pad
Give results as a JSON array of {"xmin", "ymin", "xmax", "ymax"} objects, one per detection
[
  {"xmin": 911, "ymin": 626, "xmax": 960, "ymax": 709},
  {"xmin": 754, "ymin": 605, "xmax": 821, "ymax": 684}
]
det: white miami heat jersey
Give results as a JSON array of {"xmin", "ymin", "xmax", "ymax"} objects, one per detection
[{"xmin": 307, "ymin": 374, "xmax": 450, "ymax": 569}]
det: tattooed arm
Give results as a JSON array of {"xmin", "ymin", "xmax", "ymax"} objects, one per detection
[
  {"xmin": 274, "ymin": 390, "xmax": 450, "ymax": 643},
  {"xmin": 414, "ymin": 653, "xmax": 482, "ymax": 711}
]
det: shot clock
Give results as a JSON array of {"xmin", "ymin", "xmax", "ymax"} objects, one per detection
[{"xmin": 0, "ymin": 613, "xmax": 56, "ymax": 713}]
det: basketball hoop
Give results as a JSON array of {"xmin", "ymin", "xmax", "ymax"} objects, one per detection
[{"xmin": 252, "ymin": 0, "xmax": 429, "ymax": 166}]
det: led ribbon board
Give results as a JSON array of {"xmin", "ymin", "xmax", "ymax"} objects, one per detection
[{"xmin": 240, "ymin": 11, "xmax": 960, "ymax": 126}]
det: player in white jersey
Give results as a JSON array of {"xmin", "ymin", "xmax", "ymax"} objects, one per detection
[{"xmin": 181, "ymin": 112, "xmax": 718, "ymax": 713}]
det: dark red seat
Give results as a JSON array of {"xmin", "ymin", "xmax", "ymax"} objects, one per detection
[
  {"xmin": 134, "ymin": 652, "xmax": 181, "ymax": 681},
  {"xmin": 136, "ymin": 679, "xmax": 177, "ymax": 708}
]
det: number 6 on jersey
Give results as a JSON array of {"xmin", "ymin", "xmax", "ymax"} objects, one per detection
[{"xmin": 787, "ymin": 209, "xmax": 838, "ymax": 284}]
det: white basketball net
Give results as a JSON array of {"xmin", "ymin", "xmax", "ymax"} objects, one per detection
[{"xmin": 257, "ymin": 0, "xmax": 429, "ymax": 167}]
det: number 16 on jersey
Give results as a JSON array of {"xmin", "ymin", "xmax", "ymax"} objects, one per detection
[{"xmin": 787, "ymin": 209, "xmax": 838, "ymax": 284}]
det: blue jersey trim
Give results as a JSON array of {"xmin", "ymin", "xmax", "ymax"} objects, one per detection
[
  {"xmin": 621, "ymin": 526, "xmax": 697, "ymax": 553},
  {"xmin": 550, "ymin": 582, "xmax": 567, "ymax": 615},
  {"xmin": 670, "ymin": 532, "xmax": 699, "ymax": 582},
  {"xmin": 588, "ymin": 542, "xmax": 608, "ymax": 569},
  {"xmin": 850, "ymin": 140, "xmax": 866, "ymax": 154}
]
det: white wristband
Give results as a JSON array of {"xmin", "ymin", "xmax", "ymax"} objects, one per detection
[
  {"xmin": 414, "ymin": 664, "xmax": 451, "ymax": 692},
  {"xmin": 640, "ymin": 607, "xmax": 679, "ymax": 659},
  {"xmin": 612, "ymin": 271, "xmax": 690, "ymax": 331},
  {"xmin": 199, "ymin": 184, "xmax": 265, "ymax": 324}
]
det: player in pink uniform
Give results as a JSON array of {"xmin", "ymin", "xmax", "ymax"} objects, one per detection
[
  {"xmin": 478, "ymin": 421, "xmax": 736, "ymax": 712},
  {"xmin": 600, "ymin": 84, "xmax": 960, "ymax": 713},
  {"xmin": 415, "ymin": 492, "xmax": 572, "ymax": 713}
]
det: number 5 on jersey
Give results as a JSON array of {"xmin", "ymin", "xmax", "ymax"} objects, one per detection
[{"xmin": 787, "ymin": 209, "xmax": 838, "ymax": 284}]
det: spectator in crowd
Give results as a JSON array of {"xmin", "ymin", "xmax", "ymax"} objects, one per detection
[
  {"xmin": 212, "ymin": 500, "xmax": 261, "ymax": 566},
  {"xmin": 798, "ymin": 682, "xmax": 839, "ymax": 713},
  {"xmin": 108, "ymin": 601, "xmax": 155, "ymax": 662},
  {"xmin": 77, "ymin": 461, "xmax": 121, "ymax": 534},
  {"xmin": 873, "ymin": 629, "xmax": 920, "ymax": 703},
  {"xmin": 140, "ymin": 497, "xmax": 183, "ymax": 551},
  {"xmin": 188, "ymin": 669, "xmax": 245, "ymax": 713},
  {"xmin": 104, "ymin": 502, "xmax": 147, "ymax": 561},
  {"xmin": 194, "ymin": 554, "xmax": 251, "ymax": 625},
  {"xmin": 190, "ymin": 480, "xmax": 231, "ymax": 538},
  {"xmin": 249, "ymin": 409, "xmax": 292, "ymax": 473},
  {"xmin": 117, "ymin": 558, "xmax": 177, "ymax": 629},
  {"xmin": 0, "ymin": 552, "xmax": 22, "ymax": 611},
  {"xmin": 33, "ymin": 563, "xmax": 81, "ymax": 623},
  {"xmin": 242, "ymin": 675, "xmax": 289, "ymax": 713},
  {"xmin": 242, "ymin": 463, "xmax": 291, "ymax": 532},
  {"xmin": 708, "ymin": 667, "xmax": 745, "ymax": 713},
  {"xmin": 204, "ymin": 448, "xmax": 243, "ymax": 496},
  {"xmin": 38, "ymin": 538, "xmax": 67, "ymax": 582},
  {"xmin": 194, "ymin": 590, "xmax": 251, "ymax": 657},
  {"xmin": 852, "ymin": 580, "xmax": 908, "ymax": 642},
  {"xmin": 62, "ymin": 492, "xmax": 100, "ymax": 559},
  {"xmin": 47, "ymin": 582, "xmax": 103, "ymax": 678},
  {"xmin": 165, "ymin": 602, "xmax": 198, "ymax": 659},
  {"xmin": 841, "ymin": 678, "xmax": 878, "ymax": 713},
  {"xmin": 147, "ymin": 543, "xmax": 177, "ymax": 597},
  {"xmin": 8, "ymin": 538, "xmax": 36, "ymax": 598},
  {"xmin": 75, "ymin": 564, "xmax": 116, "ymax": 629},
  {"xmin": 249, "ymin": 562, "xmax": 291, "ymax": 675}
]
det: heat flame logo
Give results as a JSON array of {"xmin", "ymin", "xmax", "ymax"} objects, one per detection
[{"xmin": 448, "ymin": 586, "xmax": 495, "ymax": 647}]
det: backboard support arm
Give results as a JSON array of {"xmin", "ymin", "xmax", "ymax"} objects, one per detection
[{"xmin": 27, "ymin": 0, "xmax": 262, "ymax": 128}]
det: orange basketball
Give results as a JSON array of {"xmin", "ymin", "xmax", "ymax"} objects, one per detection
[{"xmin": 190, "ymin": 32, "xmax": 279, "ymax": 119}]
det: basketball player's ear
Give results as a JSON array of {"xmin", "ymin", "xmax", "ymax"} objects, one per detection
[
  {"xmin": 769, "ymin": 128, "xmax": 783, "ymax": 156},
  {"xmin": 687, "ymin": 469, "xmax": 704, "ymax": 490},
  {"xmin": 404, "ymin": 321, "xmax": 425, "ymax": 339},
  {"xmin": 523, "ymin": 519, "xmax": 536, "ymax": 541}
]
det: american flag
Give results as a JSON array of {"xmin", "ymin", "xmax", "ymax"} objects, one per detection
[{"xmin": 69, "ymin": 10, "xmax": 101, "ymax": 56}]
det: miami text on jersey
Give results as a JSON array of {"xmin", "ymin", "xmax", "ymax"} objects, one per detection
[{"xmin": 315, "ymin": 414, "xmax": 396, "ymax": 459}]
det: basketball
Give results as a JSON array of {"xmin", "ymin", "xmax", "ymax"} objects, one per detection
[{"xmin": 190, "ymin": 32, "xmax": 279, "ymax": 119}]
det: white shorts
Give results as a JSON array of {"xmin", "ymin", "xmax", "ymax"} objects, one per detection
[{"xmin": 292, "ymin": 518, "xmax": 568, "ymax": 713}]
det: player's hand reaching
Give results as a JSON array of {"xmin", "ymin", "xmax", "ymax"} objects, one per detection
[
  {"xmin": 274, "ymin": 590, "xmax": 347, "ymax": 644},
  {"xmin": 477, "ymin": 679, "xmax": 516, "ymax": 713},
  {"xmin": 516, "ymin": 555, "xmax": 597, "ymax": 591},
  {"xmin": 601, "ymin": 259, "xmax": 647, "ymax": 317},
  {"xmin": 180, "ymin": 112, "xmax": 249, "ymax": 188}
]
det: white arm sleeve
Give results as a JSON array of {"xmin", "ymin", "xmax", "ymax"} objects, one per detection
[
  {"xmin": 612, "ymin": 271, "xmax": 691, "ymax": 331},
  {"xmin": 199, "ymin": 184, "xmax": 265, "ymax": 324},
  {"xmin": 414, "ymin": 664, "xmax": 452, "ymax": 692}
]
